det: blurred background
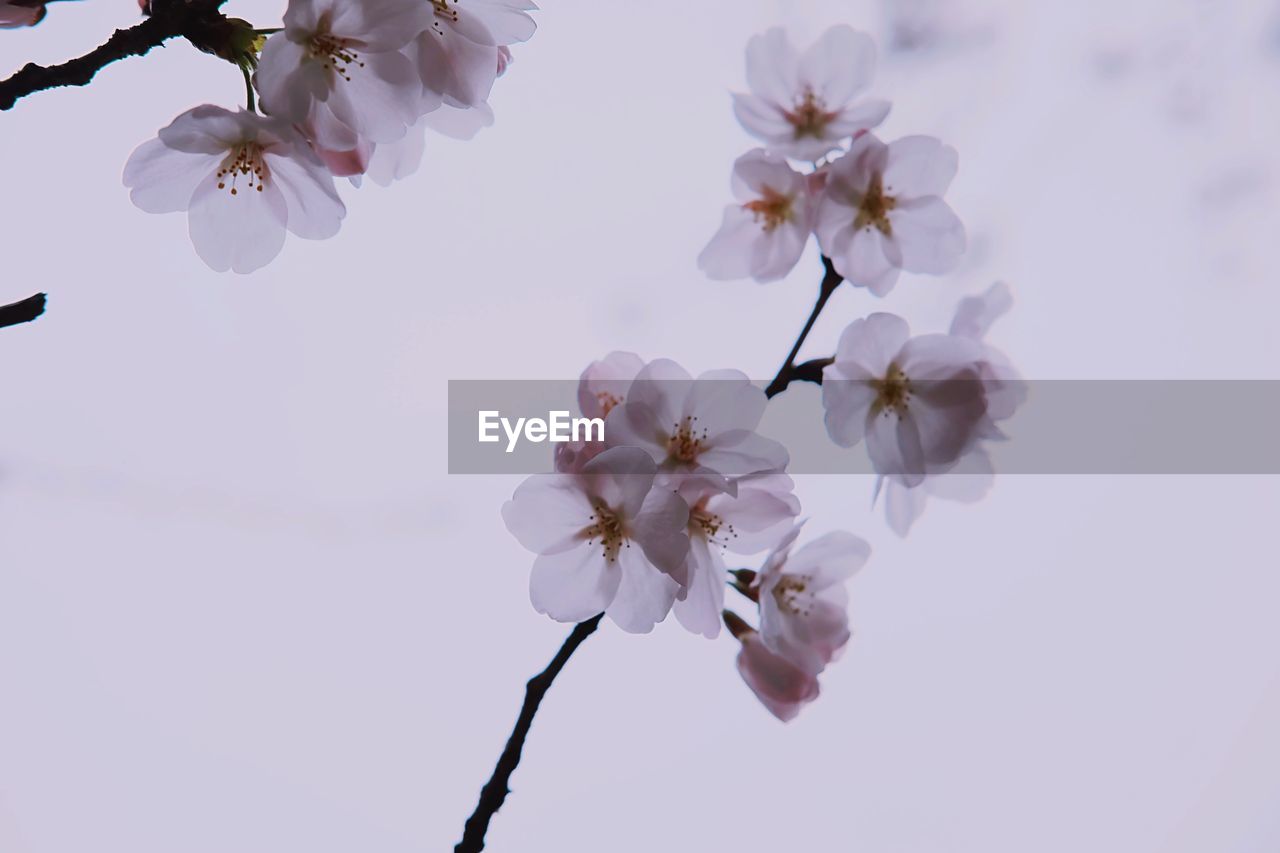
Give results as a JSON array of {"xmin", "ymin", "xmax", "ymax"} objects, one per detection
[{"xmin": 2, "ymin": 1, "xmax": 1280, "ymax": 850}]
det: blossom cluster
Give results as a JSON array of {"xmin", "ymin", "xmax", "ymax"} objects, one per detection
[
  {"xmin": 504, "ymin": 25, "xmax": 1024, "ymax": 720},
  {"xmin": 122, "ymin": 0, "xmax": 536, "ymax": 273}
]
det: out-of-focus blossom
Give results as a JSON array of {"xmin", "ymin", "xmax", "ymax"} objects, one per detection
[
  {"xmin": 416, "ymin": 0, "xmax": 537, "ymax": 108},
  {"xmin": 821, "ymin": 312, "xmax": 996, "ymax": 486},
  {"xmin": 815, "ymin": 133, "xmax": 965, "ymax": 295},
  {"xmin": 579, "ymin": 351, "xmax": 646, "ymax": 420},
  {"xmin": 880, "ymin": 283, "xmax": 1026, "ymax": 534},
  {"xmin": 0, "ymin": 0, "xmax": 43, "ymax": 28},
  {"xmin": 123, "ymin": 105, "xmax": 345, "ymax": 274},
  {"xmin": 256, "ymin": 0, "xmax": 430, "ymax": 153},
  {"xmin": 675, "ymin": 474, "xmax": 799, "ymax": 638},
  {"xmin": 502, "ymin": 447, "xmax": 690, "ymax": 633},
  {"xmin": 698, "ymin": 149, "xmax": 815, "ymax": 283},
  {"xmin": 755, "ymin": 525, "xmax": 869, "ymax": 675},
  {"xmin": 733, "ymin": 26, "xmax": 890, "ymax": 162},
  {"xmin": 606, "ymin": 359, "xmax": 789, "ymax": 493},
  {"xmin": 727, "ymin": 612, "xmax": 820, "ymax": 722}
]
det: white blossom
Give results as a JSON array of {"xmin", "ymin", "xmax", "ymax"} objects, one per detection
[
  {"xmin": 815, "ymin": 133, "xmax": 965, "ymax": 295},
  {"xmin": 733, "ymin": 26, "xmax": 890, "ymax": 163},
  {"xmin": 502, "ymin": 446, "xmax": 690, "ymax": 633},
  {"xmin": 415, "ymin": 0, "xmax": 537, "ymax": 109},
  {"xmin": 698, "ymin": 149, "xmax": 816, "ymax": 283},
  {"xmin": 821, "ymin": 312, "xmax": 997, "ymax": 486},
  {"xmin": 123, "ymin": 105, "xmax": 345, "ymax": 274}
]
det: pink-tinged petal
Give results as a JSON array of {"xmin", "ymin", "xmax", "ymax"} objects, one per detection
[
  {"xmin": 186, "ymin": 172, "xmax": 288, "ymax": 274},
  {"xmin": 605, "ymin": 546, "xmax": 678, "ymax": 633},
  {"xmin": 827, "ymin": 98, "xmax": 891, "ymax": 138},
  {"xmin": 314, "ymin": 142, "xmax": 373, "ymax": 177},
  {"xmin": 366, "ymin": 123, "xmax": 427, "ymax": 186},
  {"xmin": 673, "ymin": 537, "xmax": 725, "ymax": 638},
  {"xmin": 631, "ymin": 488, "xmax": 691, "ymax": 583},
  {"xmin": 737, "ymin": 634, "xmax": 820, "ymax": 722},
  {"xmin": 529, "ymin": 543, "xmax": 618, "ymax": 624},
  {"xmin": 834, "ymin": 312, "xmax": 911, "ymax": 374},
  {"xmin": 866, "ymin": 410, "xmax": 927, "ymax": 486},
  {"xmin": 417, "ymin": 27, "xmax": 499, "ymax": 107},
  {"xmin": 744, "ymin": 27, "xmax": 800, "ymax": 105},
  {"xmin": 578, "ymin": 351, "xmax": 645, "ymax": 420},
  {"xmin": 255, "ymin": 35, "xmax": 311, "ymax": 124},
  {"xmin": 582, "ymin": 446, "xmax": 657, "ymax": 519},
  {"xmin": 601, "ymin": 402, "xmax": 669, "ymax": 467},
  {"xmin": 801, "ymin": 25, "xmax": 876, "ymax": 105},
  {"xmin": 950, "ymin": 282, "xmax": 1013, "ymax": 340},
  {"xmin": 620, "ymin": 358, "xmax": 692, "ymax": 427},
  {"xmin": 697, "ymin": 431, "xmax": 789, "ymax": 479},
  {"xmin": 785, "ymin": 531, "xmax": 870, "ymax": 588},
  {"xmin": 823, "ymin": 132, "xmax": 888, "ymax": 198},
  {"xmin": 703, "ymin": 473, "xmax": 800, "ymax": 554},
  {"xmin": 281, "ymin": 0, "xmax": 325, "ymax": 35},
  {"xmin": 884, "ymin": 135, "xmax": 959, "ymax": 198},
  {"xmin": 123, "ymin": 139, "xmax": 219, "ymax": 214},
  {"xmin": 731, "ymin": 93, "xmax": 793, "ymax": 145},
  {"xmin": 421, "ymin": 102, "xmax": 494, "ymax": 140},
  {"xmin": 684, "ymin": 371, "xmax": 765, "ymax": 436},
  {"xmin": 884, "ymin": 479, "xmax": 928, "ymax": 537},
  {"xmin": 749, "ymin": 220, "xmax": 810, "ymax": 282},
  {"xmin": 265, "ymin": 150, "xmax": 346, "ymax": 240},
  {"xmin": 325, "ymin": 49, "xmax": 421, "ymax": 143},
  {"xmin": 157, "ymin": 105, "xmax": 248, "ymax": 154},
  {"xmin": 888, "ymin": 196, "xmax": 966, "ymax": 275},
  {"xmin": 345, "ymin": 0, "xmax": 433, "ymax": 51},
  {"xmin": 698, "ymin": 205, "xmax": 760, "ymax": 281},
  {"xmin": 731, "ymin": 149, "xmax": 805, "ymax": 199},
  {"xmin": 501, "ymin": 473, "xmax": 592, "ymax": 554}
]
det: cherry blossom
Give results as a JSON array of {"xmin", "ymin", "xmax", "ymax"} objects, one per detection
[
  {"xmin": 733, "ymin": 26, "xmax": 891, "ymax": 163},
  {"xmin": 553, "ymin": 351, "xmax": 646, "ymax": 475},
  {"xmin": 416, "ymin": 0, "xmax": 537, "ymax": 109},
  {"xmin": 879, "ymin": 283, "xmax": 1025, "ymax": 534},
  {"xmin": 605, "ymin": 359, "xmax": 789, "ymax": 493},
  {"xmin": 755, "ymin": 525, "xmax": 870, "ymax": 675},
  {"xmin": 502, "ymin": 446, "xmax": 690, "ymax": 633},
  {"xmin": 815, "ymin": 132, "xmax": 965, "ymax": 295},
  {"xmin": 123, "ymin": 105, "xmax": 345, "ymax": 274},
  {"xmin": 0, "ymin": 0, "xmax": 43, "ymax": 27},
  {"xmin": 698, "ymin": 149, "xmax": 816, "ymax": 283},
  {"xmin": 255, "ymin": 0, "xmax": 432, "ymax": 154},
  {"xmin": 726, "ymin": 612, "xmax": 820, "ymax": 722},
  {"xmin": 821, "ymin": 312, "xmax": 996, "ymax": 486},
  {"xmin": 675, "ymin": 474, "xmax": 800, "ymax": 638}
]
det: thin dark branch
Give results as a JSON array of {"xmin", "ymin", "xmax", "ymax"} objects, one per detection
[
  {"xmin": 0, "ymin": 293, "xmax": 46, "ymax": 328},
  {"xmin": 0, "ymin": 0, "xmax": 230, "ymax": 111},
  {"xmin": 764, "ymin": 256, "xmax": 843, "ymax": 399},
  {"xmin": 455, "ymin": 614, "xmax": 605, "ymax": 853}
]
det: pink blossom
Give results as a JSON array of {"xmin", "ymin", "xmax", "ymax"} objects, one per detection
[
  {"xmin": 502, "ymin": 447, "xmax": 690, "ymax": 633},
  {"xmin": 730, "ymin": 619, "xmax": 820, "ymax": 722},
  {"xmin": 733, "ymin": 26, "xmax": 891, "ymax": 162},
  {"xmin": 416, "ymin": 0, "xmax": 537, "ymax": 109}
]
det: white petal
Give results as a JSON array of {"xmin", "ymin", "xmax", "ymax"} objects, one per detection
[
  {"xmin": 421, "ymin": 102, "xmax": 494, "ymax": 140},
  {"xmin": 583, "ymin": 446, "xmax": 657, "ymax": 519},
  {"xmin": 631, "ymin": 488, "xmax": 691, "ymax": 582},
  {"xmin": 156, "ymin": 105, "xmax": 247, "ymax": 154},
  {"xmin": 731, "ymin": 93, "xmax": 793, "ymax": 145},
  {"xmin": 265, "ymin": 151, "xmax": 345, "ymax": 240},
  {"xmin": 749, "ymin": 220, "xmax": 810, "ymax": 282},
  {"xmin": 950, "ymin": 282, "xmax": 1013, "ymax": 340},
  {"xmin": 501, "ymin": 473, "xmax": 593, "ymax": 555},
  {"xmin": 325, "ymin": 49, "xmax": 421, "ymax": 144},
  {"xmin": 834, "ymin": 312, "xmax": 910, "ymax": 373},
  {"xmin": 673, "ymin": 537, "xmax": 725, "ymax": 638},
  {"xmin": 744, "ymin": 27, "xmax": 800, "ymax": 105},
  {"xmin": 697, "ymin": 206, "xmax": 759, "ymax": 281},
  {"xmin": 606, "ymin": 546, "xmax": 678, "ymax": 633},
  {"xmin": 866, "ymin": 410, "xmax": 927, "ymax": 485},
  {"xmin": 462, "ymin": 0, "xmax": 538, "ymax": 45},
  {"xmin": 186, "ymin": 173, "xmax": 287, "ymax": 274},
  {"xmin": 801, "ymin": 25, "xmax": 876, "ymax": 105},
  {"xmin": 731, "ymin": 148, "xmax": 805, "ymax": 199},
  {"xmin": 785, "ymin": 531, "xmax": 870, "ymax": 588},
  {"xmin": 123, "ymin": 139, "xmax": 219, "ymax": 214},
  {"xmin": 346, "ymin": 0, "xmax": 433, "ymax": 51},
  {"xmin": 884, "ymin": 135, "xmax": 959, "ymax": 198},
  {"xmin": 529, "ymin": 543, "xmax": 618, "ymax": 623},
  {"xmin": 884, "ymin": 479, "xmax": 928, "ymax": 537},
  {"xmin": 889, "ymin": 196, "xmax": 966, "ymax": 275},
  {"xmin": 827, "ymin": 98, "xmax": 892, "ymax": 138}
]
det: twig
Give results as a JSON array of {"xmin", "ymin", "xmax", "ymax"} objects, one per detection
[
  {"xmin": 764, "ymin": 256, "xmax": 844, "ymax": 398},
  {"xmin": 0, "ymin": 0, "xmax": 231, "ymax": 111},
  {"xmin": 454, "ymin": 614, "xmax": 605, "ymax": 853},
  {"xmin": 0, "ymin": 293, "xmax": 46, "ymax": 328}
]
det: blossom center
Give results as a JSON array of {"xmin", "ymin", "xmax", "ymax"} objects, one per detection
[
  {"xmin": 308, "ymin": 33, "xmax": 364, "ymax": 80},
  {"xmin": 430, "ymin": 0, "xmax": 459, "ymax": 34},
  {"xmin": 595, "ymin": 391, "xmax": 623, "ymax": 417},
  {"xmin": 872, "ymin": 363, "xmax": 912, "ymax": 418},
  {"xmin": 690, "ymin": 497, "xmax": 738, "ymax": 549},
  {"xmin": 743, "ymin": 187, "xmax": 794, "ymax": 233},
  {"xmin": 216, "ymin": 142, "xmax": 268, "ymax": 196},
  {"xmin": 784, "ymin": 88, "xmax": 838, "ymax": 140},
  {"xmin": 773, "ymin": 575, "xmax": 813, "ymax": 616},
  {"xmin": 667, "ymin": 415, "xmax": 708, "ymax": 464},
  {"xmin": 854, "ymin": 173, "xmax": 896, "ymax": 236},
  {"xmin": 583, "ymin": 500, "xmax": 628, "ymax": 563}
]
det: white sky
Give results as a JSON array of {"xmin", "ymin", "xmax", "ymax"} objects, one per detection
[{"xmin": 2, "ymin": 1, "xmax": 1280, "ymax": 851}]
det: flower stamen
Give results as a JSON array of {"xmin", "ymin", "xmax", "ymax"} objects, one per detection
[
  {"xmin": 668, "ymin": 415, "xmax": 708, "ymax": 464},
  {"xmin": 308, "ymin": 33, "xmax": 364, "ymax": 81},
  {"xmin": 583, "ymin": 500, "xmax": 628, "ymax": 563},
  {"xmin": 854, "ymin": 173, "xmax": 896, "ymax": 236},
  {"xmin": 216, "ymin": 142, "xmax": 268, "ymax": 196},
  {"xmin": 871, "ymin": 363, "xmax": 912, "ymax": 419},
  {"xmin": 743, "ymin": 186, "xmax": 795, "ymax": 232},
  {"xmin": 783, "ymin": 88, "xmax": 838, "ymax": 140}
]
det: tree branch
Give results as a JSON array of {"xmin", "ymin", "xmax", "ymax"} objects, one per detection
[
  {"xmin": 0, "ymin": 293, "xmax": 46, "ymax": 328},
  {"xmin": 455, "ymin": 614, "xmax": 605, "ymax": 853},
  {"xmin": 764, "ymin": 256, "xmax": 843, "ymax": 399},
  {"xmin": 0, "ymin": 0, "xmax": 231, "ymax": 111}
]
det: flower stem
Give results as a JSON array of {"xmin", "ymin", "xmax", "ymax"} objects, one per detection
[
  {"xmin": 454, "ymin": 613, "xmax": 605, "ymax": 853},
  {"xmin": 242, "ymin": 66, "xmax": 256, "ymax": 113},
  {"xmin": 764, "ymin": 256, "xmax": 844, "ymax": 399}
]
